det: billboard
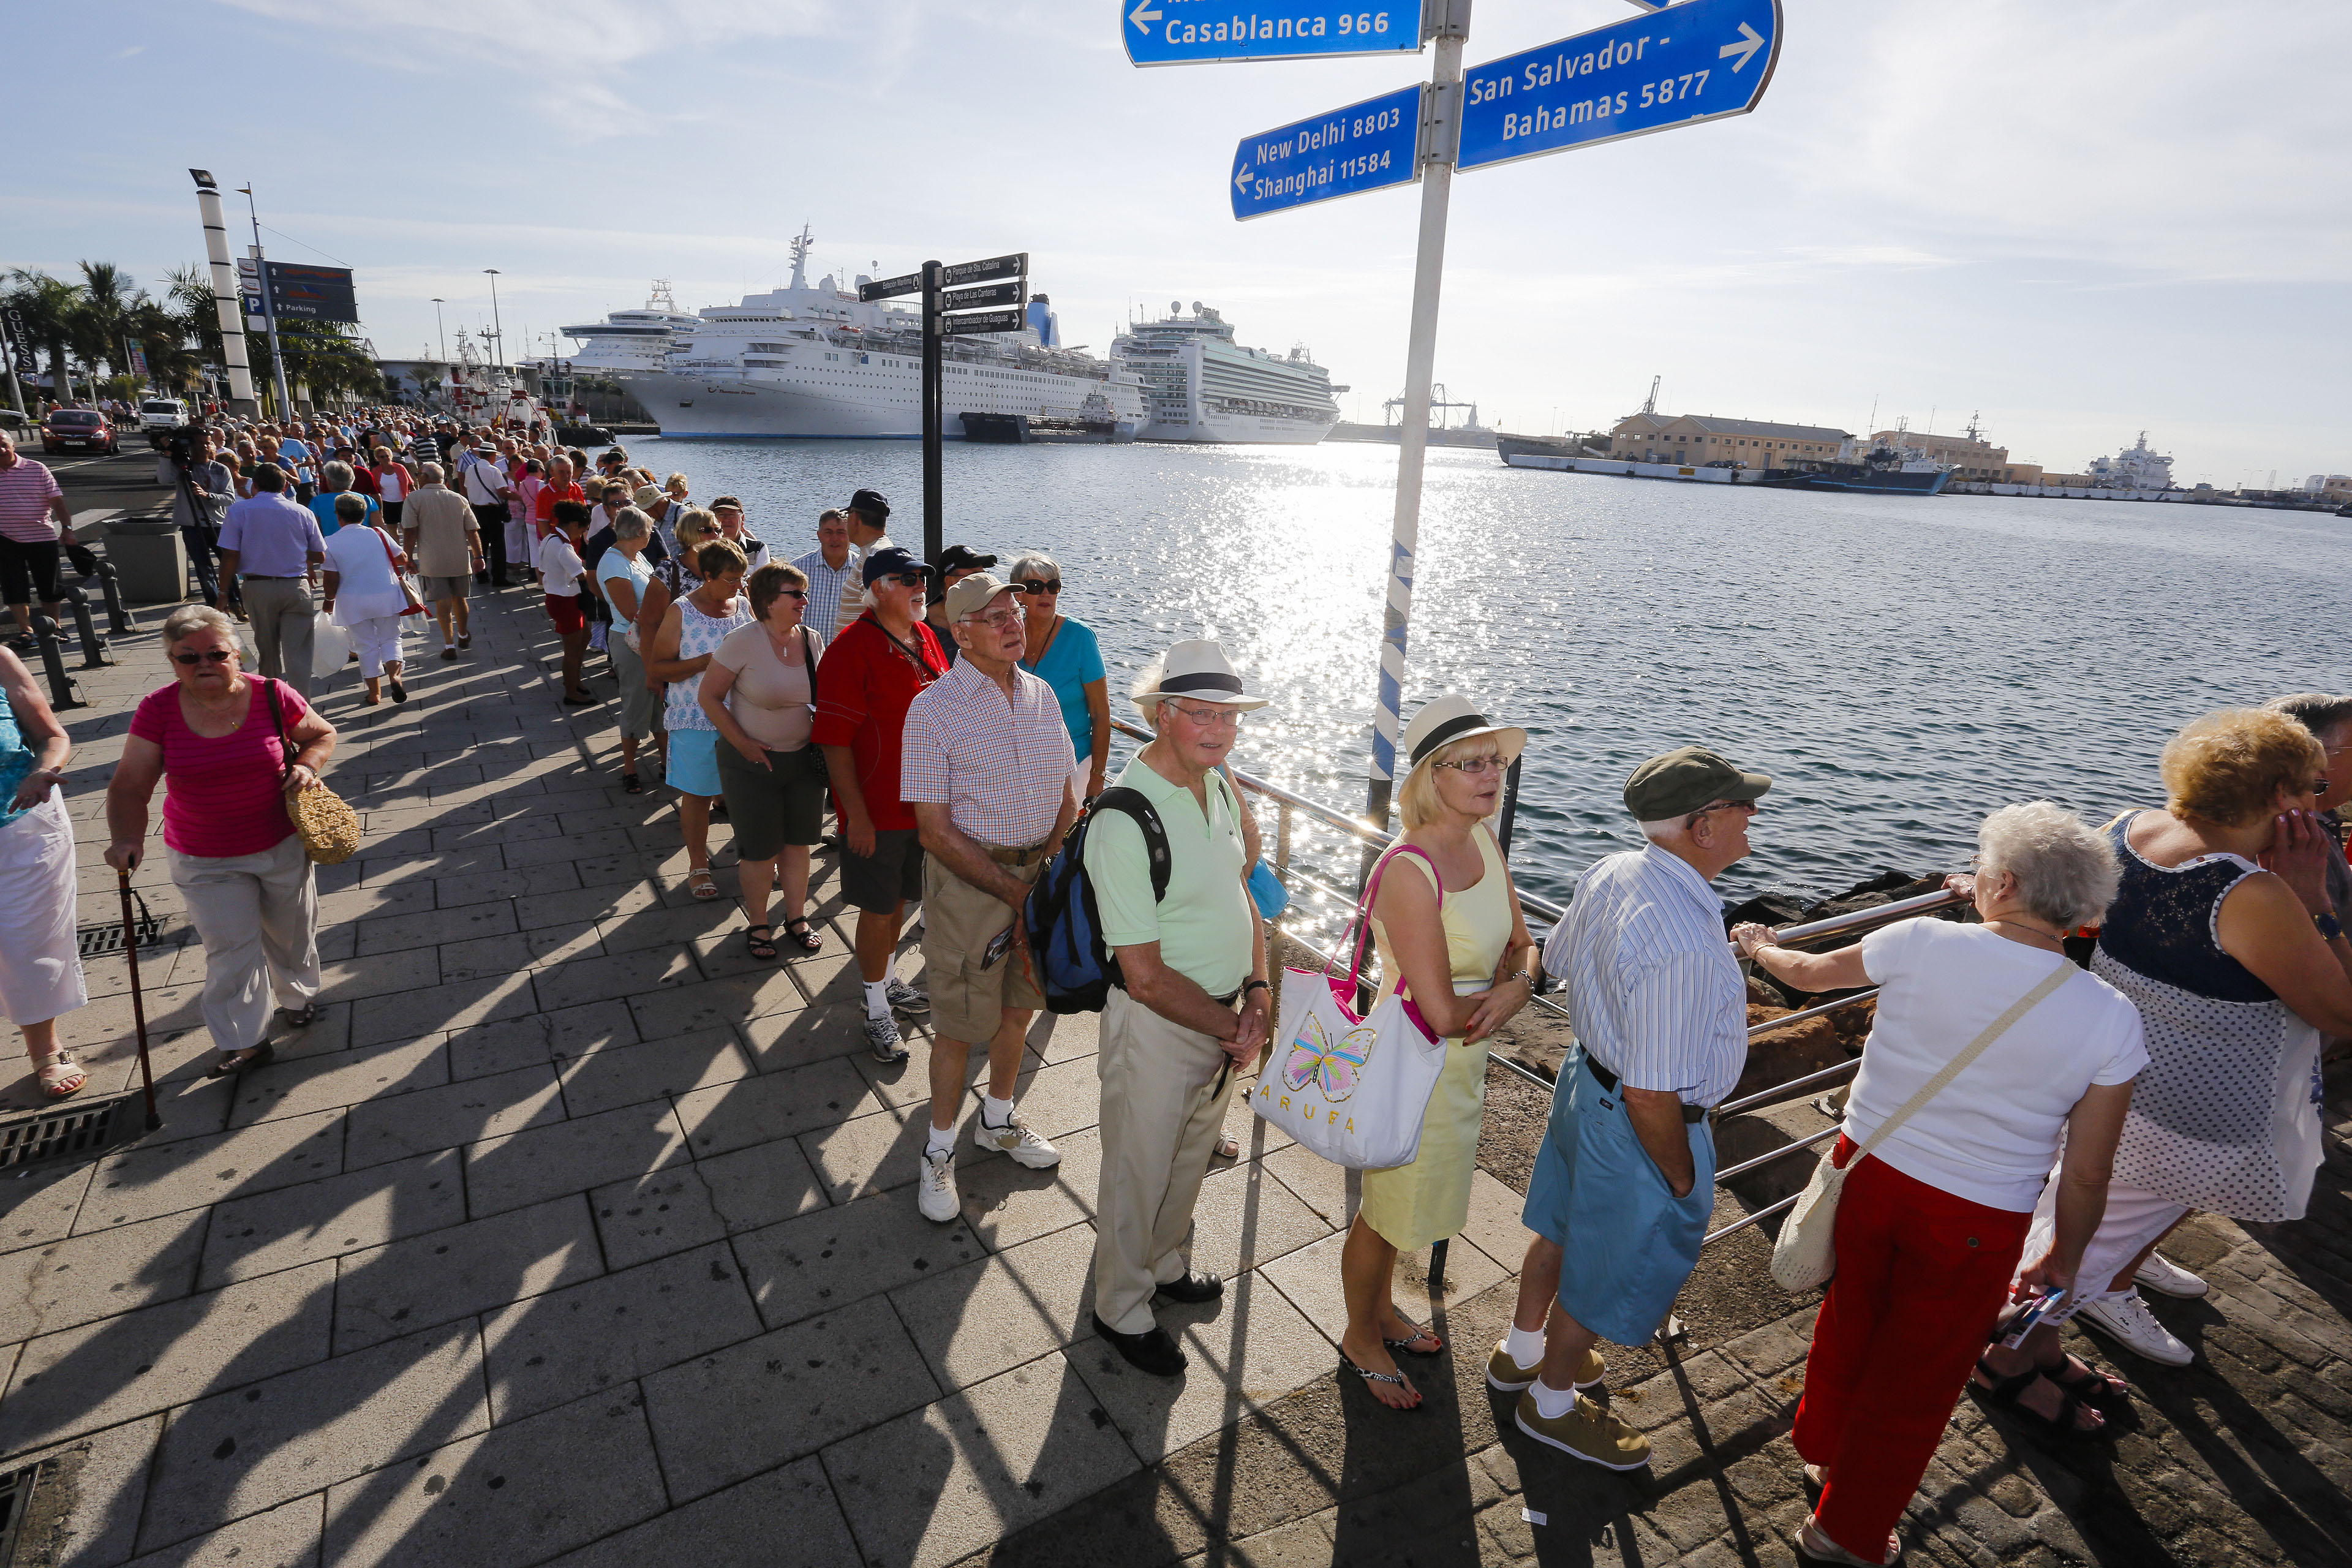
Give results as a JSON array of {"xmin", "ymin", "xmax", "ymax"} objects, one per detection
[{"xmin": 262, "ymin": 263, "xmax": 359, "ymax": 324}]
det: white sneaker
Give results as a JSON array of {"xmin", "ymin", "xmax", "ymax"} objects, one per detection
[
  {"xmin": 974, "ymin": 1112, "xmax": 1061, "ymax": 1169},
  {"xmin": 886, "ymin": 978, "xmax": 930, "ymax": 1016},
  {"xmin": 2075, "ymin": 1289, "xmax": 2193, "ymax": 1366},
  {"xmin": 2133, "ymin": 1252, "xmax": 2209, "ymax": 1300},
  {"xmin": 916, "ymin": 1148, "xmax": 959, "ymax": 1223}
]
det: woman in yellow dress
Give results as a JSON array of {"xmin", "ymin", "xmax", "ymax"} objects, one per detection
[{"xmin": 1339, "ymin": 695, "xmax": 1539, "ymax": 1410}]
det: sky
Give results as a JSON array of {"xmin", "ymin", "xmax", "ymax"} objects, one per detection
[{"xmin": 9, "ymin": 0, "xmax": 2349, "ymax": 486}]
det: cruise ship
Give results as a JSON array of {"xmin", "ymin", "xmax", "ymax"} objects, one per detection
[
  {"xmin": 1113, "ymin": 303, "xmax": 1341, "ymax": 444},
  {"xmin": 619, "ymin": 230, "xmax": 1146, "ymax": 440},
  {"xmin": 557, "ymin": 282, "xmax": 700, "ymax": 374}
]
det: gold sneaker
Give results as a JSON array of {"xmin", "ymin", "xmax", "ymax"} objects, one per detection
[
  {"xmin": 1487, "ymin": 1340, "xmax": 1603, "ymax": 1395},
  {"xmin": 1513, "ymin": 1389, "xmax": 1651, "ymax": 1471}
]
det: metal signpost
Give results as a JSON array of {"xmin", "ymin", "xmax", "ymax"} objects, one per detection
[
  {"xmin": 1231, "ymin": 83, "xmax": 1425, "ymax": 221},
  {"xmin": 1131, "ymin": 0, "xmax": 1780, "ymax": 845},
  {"xmin": 861, "ymin": 251, "xmax": 1030, "ymax": 567},
  {"xmin": 1125, "ymin": 0, "xmax": 1423, "ymax": 65}
]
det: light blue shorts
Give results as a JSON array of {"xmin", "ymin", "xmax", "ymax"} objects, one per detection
[
  {"xmin": 1521, "ymin": 1045, "xmax": 1716, "ymax": 1346},
  {"xmin": 666, "ymin": 728, "xmax": 722, "ymax": 798}
]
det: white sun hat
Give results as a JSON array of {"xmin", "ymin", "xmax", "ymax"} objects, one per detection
[
  {"xmin": 1401, "ymin": 693, "xmax": 1527, "ymax": 782},
  {"xmin": 1134, "ymin": 639, "xmax": 1270, "ymax": 712}
]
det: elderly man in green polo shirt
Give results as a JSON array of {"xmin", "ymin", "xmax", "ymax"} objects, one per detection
[{"xmin": 1085, "ymin": 639, "xmax": 1273, "ymax": 1378}]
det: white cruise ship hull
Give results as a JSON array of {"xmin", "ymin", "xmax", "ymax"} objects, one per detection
[
  {"xmin": 1139, "ymin": 408, "xmax": 1335, "ymax": 444},
  {"xmin": 623, "ymin": 361, "xmax": 1145, "ymax": 440},
  {"xmin": 1116, "ymin": 311, "xmax": 1340, "ymax": 446}
]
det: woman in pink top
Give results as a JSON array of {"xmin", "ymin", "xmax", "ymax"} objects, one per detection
[{"xmin": 105, "ymin": 606, "xmax": 339, "ymax": 1075}]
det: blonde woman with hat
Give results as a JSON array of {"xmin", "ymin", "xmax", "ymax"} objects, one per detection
[{"xmin": 1338, "ymin": 695, "xmax": 1538, "ymax": 1409}]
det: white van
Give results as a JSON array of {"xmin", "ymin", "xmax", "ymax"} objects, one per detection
[{"xmin": 139, "ymin": 398, "xmax": 188, "ymax": 432}]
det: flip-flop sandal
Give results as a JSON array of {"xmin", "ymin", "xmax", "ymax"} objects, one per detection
[
  {"xmin": 782, "ymin": 916, "xmax": 823, "ymax": 954},
  {"xmin": 687, "ymin": 869, "xmax": 721, "ymax": 900},
  {"xmin": 744, "ymin": 925, "xmax": 778, "ymax": 961},
  {"xmin": 1986, "ymin": 1321, "xmax": 2127, "ymax": 1410},
  {"xmin": 1968, "ymin": 1354, "xmax": 2107, "ymax": 1441},
  {"xmin": 277, "ymin": 1003, "xmax": 318, "ymax": 1028},
  {"xmin": 1340, "ymin": 1354, "xmax": 1420, "ymax": 1407},
  {"xmin": 205, "ymin": 1042, "xmax": 276, "ymax": 1078},
  {"xmin": 36, "ymin": 1052, "xmax": 86, "ymax": 1100},
  {"xmin": 622, "ymin": 773, "xmax": 644, "ymax": 794},
  {"xmin": 1384, "ymin": 1326, "xmax": 1444, "ymax": 1358},
  {"xmin": 1213, "ymin": 1133, "xmax": 1241, "ymax": 1160}
]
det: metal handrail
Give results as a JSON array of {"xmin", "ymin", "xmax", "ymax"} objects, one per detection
[
  {"xmin": 1728, "ymin": 886, "xmax": 1967, "ymax": 953},
  {"xmin": 1713, "ymin": 1054, "xmax": 1862, "ymax": 1118},
  {"xmin": 1714, "ymin": 1122, "xmax": 1841, "ymax": 1184}
]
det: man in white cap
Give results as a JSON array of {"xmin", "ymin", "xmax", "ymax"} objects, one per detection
[
  {"xmin": 1085, "ymin": 639, "xmax": 1272, "ymax": 1376},
  {"xmin": 902, "ymin": 571, "xmax": 1078, "ymax": 1221}
]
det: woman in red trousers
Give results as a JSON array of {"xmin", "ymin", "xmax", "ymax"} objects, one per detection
[{"xmin": 1736, "ymin": 803, "xmax": 2143, "ymax": 1567}]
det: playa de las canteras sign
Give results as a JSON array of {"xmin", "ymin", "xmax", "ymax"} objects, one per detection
[
  {"xmin": 1231, "ymin": 83, "xmax": 1424, "ymax": 220},
  {"xmin": 1456, "ymin": 0, "xmax": 1779, "ymax": 171},
  {"xmin": 1124, "ymin": 0, "xmax": 1422, "ymax": 65}
]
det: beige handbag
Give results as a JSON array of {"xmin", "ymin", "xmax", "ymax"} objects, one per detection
[
  {"xmin": 1770, "ymin": 956, "xmax": 2076, "ymax": 1292},
  {"xmin": 265, "ymin": 677, "xmax": 363, "ymax": 865}
]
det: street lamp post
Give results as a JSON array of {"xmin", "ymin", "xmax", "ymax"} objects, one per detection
[
  {"xmin": 236, "ymin": 185, "xmax": 297, "ymax": 419},
  {"xmin": 483, "ymin": 270, "xmax": 504, "ymax": 375}
]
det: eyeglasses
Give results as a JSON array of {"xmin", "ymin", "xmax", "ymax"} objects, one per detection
[
  {"xmin": 2309, "ymin": 777, "xmax": 2331, "ymax": 796},
  {"xmin": 172, "ymin": 649, "xmax": 235, "ymax": 666},
  {"xmin": 1432, "ymin": 756, "xmax": 1505, "ymax": 775},
  {"xmin": 1016, "ymin": 579, "xmax": 1062, "ymax": 596},
  {"xmin": 1165, "ymin": 701, "xmax": 1240, "ymax": 728},
  {"xmin": 1687, "ymin": 799, "xmax": 1758, "ymax": 825},
  {"xmin": 962, "ymin": 608, "xmax": 1022, "ymax": 631}
]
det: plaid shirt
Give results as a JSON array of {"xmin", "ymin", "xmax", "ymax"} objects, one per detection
[{"xmin": 900, "ymin": 657, "xmax": 1075, "ymax": 848}]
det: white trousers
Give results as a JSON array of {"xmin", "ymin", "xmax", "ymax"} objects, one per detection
[
  {"xmin": 170, "ymin": 835, "xmax": 322, "ymax": 1053},
  {"xmin": 1092, "ymin": 987, "xmax": 1238, "ymax": 1335},
  {"xmin": 347, "ymin": 614, "xmax": 405, "ymax": 679},
  {"xmin": 505, "ymin": 518, "xmax": 532, "ymax": 566},
  {"xmin": 2018, "ymin": 1165, "xmax": 2189, "ymax": 1300},
  {"xmin": 0, "ymin": 790, "xmax": 88, "ymax": 1026}
]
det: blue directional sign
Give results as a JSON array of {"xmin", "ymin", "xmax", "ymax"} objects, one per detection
[
  {"xmin": 1457, "ymin": 0, "xmax": 1780, "ymax": 172},
  {"xmin": 1231, "ymin": 83, "xmax": 1423, "ymax": 221},
  {"xmin": 1125, "ymin": 0, "xmax": 1422, "ymax": 66}
]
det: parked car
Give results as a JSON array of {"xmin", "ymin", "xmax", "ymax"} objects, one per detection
[
  {"xmin": 138, "ymin": 398, "xmax": 187, "ymax": 432},
  {"xmin": 42, "ymin": 409, "xmax": 118, "ymax": 455}
]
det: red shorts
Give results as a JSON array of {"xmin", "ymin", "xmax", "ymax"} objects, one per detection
[{"xmin": 545, "ymin": 593, "xmax": 586, "ymax": 634}]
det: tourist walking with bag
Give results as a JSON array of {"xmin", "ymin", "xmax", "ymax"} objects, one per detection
[
  {"xmin": 401, "ymin": 463, "xmax": 481, "ymax": 662},
  {"xmin": 1084, "ymin": 641, "xmax": 1272, "ymax": 1377},
  {"xmin": 649, "ymin": 539, "xmax": 753, "ymax": 900},
  {"xmin": 1510, "ymin": 747, "xmax": 1770, "ymax": 1471},
  {"xmin": 701, "ymin": 562, "xmax": 828, "ymax": 956},
  {"xmin": 2026, "ymin": 709, "xmax": 2352, "ymax": 1370},
  {"xmin": 1335, "ymin": 695, "xmax": 1537, "ymax": 1409},
  {"xmin": 902, "ymin": 571, "xmax": 1078, "ymax": 1222},
  {"xmin": 104, "ymin": 607, "xmax": 335, "ymax": 1076},
  {"xmin": 320, "ymin": 494, "xmax": 417, "ymax": 706},
  {"xmin": 1736, "ymin": 802, "xmax": 2144, "ymax": 1567},
  {"xmin": 0, "ymin": 646, "xmax": 85, "ymax": 1100}
]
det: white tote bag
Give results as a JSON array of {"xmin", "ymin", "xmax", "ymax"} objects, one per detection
[{"xmin": 1252, "ymin": 845, "xmax": 1450, "ymax": 1170}]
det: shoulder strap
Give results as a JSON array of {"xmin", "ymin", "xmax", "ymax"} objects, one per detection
[
  {"xmin": 1346, "ymin": 843, "xmax": 1442, "ymax": 994},
  {"xmin": 1089, "ymin": 786, "xmax": 1170, "ymax": 902},
  {"xmin": 263, "ymin": 677, "xmax": 293, "ymax": 784},
  {"xmin": 1853, "ymin": 957, "xmax": 2075, "ymax": 1161}
]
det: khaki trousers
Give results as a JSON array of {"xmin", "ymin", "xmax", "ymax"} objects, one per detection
[
  {"xmin": 241, "ymin": 576, "xmax": 315, "ymax": 698},
  {"xmin": 170, "ymin": 835, "xmax": 322, "ymax": 1054},
  {"xmin": 1093, "ymin": 986, "xmax": 1237, "ymax": 1335}
]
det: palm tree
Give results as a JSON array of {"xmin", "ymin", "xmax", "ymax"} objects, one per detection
[
  {"xmin": 129, "ymin": 297, "xmax": 200, "ymax": 396},
  {"xmin": 74, "ymin": 261, "xmax": 136, "ymax": 386},
  {"xmin": 163, "ymin": 263, "xmax": 226, "ymax": 366},
  {"xmin": 4, "ymin": 270, "xmax": 82, "ymax": 407}
]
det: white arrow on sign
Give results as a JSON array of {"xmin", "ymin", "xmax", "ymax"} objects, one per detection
[
  {"xmin": 1129, "ymin": 0, "xmax": 1161, "ymax": 32},
  {"xmin": 1720, "ymin": 21, "xmax": 1764, "ymax": 71},
  {"xmin": 1235, "ymin": 164, "xmax": 1254, "ymax": 191}
]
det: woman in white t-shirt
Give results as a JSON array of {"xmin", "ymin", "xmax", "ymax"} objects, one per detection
[
  {"xmin": 1735, "ymin": 802, "xmax": 2144, "ymax": 1568},
  {"xmin": 320, "ymin": 495, "xmax": 414, "ymax": 706}
]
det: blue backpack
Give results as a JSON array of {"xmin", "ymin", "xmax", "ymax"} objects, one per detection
[{"xmin": 1025, "ymin": 786, "xmax": 1172, "ymax": 1014}]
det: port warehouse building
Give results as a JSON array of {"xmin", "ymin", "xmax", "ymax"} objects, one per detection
[{"xmin": 1609, "ymin": 412, "xmax": 2076, "ymax": 484}]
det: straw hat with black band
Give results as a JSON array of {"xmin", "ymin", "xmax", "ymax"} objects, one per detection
[
  {"xmin": 1133, "ymin": 639, "xmax": 1270, "ymax": 712},
  {"xmin": 1401, "ymin": 693, "xmax": 1526, "ymax": 783}
]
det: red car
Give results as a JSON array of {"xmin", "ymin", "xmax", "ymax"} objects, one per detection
[{"xmin": 42, "ymin": 408, "xmax": 118, "ymax": 455}]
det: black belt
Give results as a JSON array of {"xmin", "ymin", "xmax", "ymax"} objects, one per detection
[{"xmin": 1584, "ymin": 1052, "xmax": 1708, "ymax": 1122}]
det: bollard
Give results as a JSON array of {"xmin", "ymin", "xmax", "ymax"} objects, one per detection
[
  {"xmin": 63, "ymin": 586, "xmax": 110, "ymax": 668},
  {"xmin": 94, "ymin": 562, "xmax": 134, "ymax": 635},
  {"xmin": 28, "ymin": 615, "xmax": 83, "ymax": 709}
]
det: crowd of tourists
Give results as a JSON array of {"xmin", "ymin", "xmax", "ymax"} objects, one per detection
[{"xmin": 1, "ymin": 405, "xmax": 2346, "ymax": 1567}]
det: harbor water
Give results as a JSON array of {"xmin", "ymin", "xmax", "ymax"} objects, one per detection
[{"xmin": 628, "ymin": 436, "xmax": 2351, "ymax": 916}]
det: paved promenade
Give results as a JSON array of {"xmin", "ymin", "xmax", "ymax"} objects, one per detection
[{"xmin": 3, "ymin": 568, "xmax": 2350, "ymax": 1567}]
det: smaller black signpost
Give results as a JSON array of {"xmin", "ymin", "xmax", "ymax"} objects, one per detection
[{"xmin": 859, "ymin": 252, "xmax": 1030, "ymax": 567}]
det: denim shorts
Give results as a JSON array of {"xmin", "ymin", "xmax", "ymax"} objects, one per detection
[{"xmin": 1522, "ymin": 1045, "xmax": 1717, "ymax": 1346}]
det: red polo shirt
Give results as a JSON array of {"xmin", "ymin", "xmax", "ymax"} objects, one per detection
[
  {"xmin": 810, "ymin": 613, "xmax": 946, "ymax": 831},
  {"xmin": 533, "ymin": 481, "xmax": 584, "ymax": 526}
]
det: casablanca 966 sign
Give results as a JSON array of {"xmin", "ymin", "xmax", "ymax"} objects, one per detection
[{"xmin": 1125, "ymin": 0, "xmax": 1422, "ymax": 66}]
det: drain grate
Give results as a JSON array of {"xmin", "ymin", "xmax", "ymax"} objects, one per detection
[
  {"xmin": 76, "ymin": 888, "xmax": 164, "ymax": 959},
  {"xmin": 0, "ymin": 1460, "xmax": 52, "ymax": 1563},
  {"xmin": 0, "ymin": 1092, "xmax": 144, "ymax": 1170}
]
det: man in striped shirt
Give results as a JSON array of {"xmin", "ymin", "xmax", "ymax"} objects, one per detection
[
  {"xmin": 1502, "ymin": 745, "xmax": 1769, "ymax": 1472},
  {"xmin": 790, "ymin": 508, "xmax": 858, "ymax": 641},
  {"xmin": 901, "ymin": 571, "xmax": 1079, "ymax": 1222},
  {"xmin": 0, "ymin": 431, "xmax": 75, "ymax": 649}
]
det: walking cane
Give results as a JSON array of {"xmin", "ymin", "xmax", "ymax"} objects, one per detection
[{"xmin": 115, "ymin": 867, "xmax": 164, "ymax": 1133}]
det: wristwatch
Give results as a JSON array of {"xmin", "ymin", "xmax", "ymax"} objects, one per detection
[{"xmin": 2318, "ymin": 910, "xmax": 2345, "ymax": 941}]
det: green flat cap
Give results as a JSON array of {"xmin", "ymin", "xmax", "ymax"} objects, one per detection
[{"xmin": 1623, "ymin": 747, "xmax": 1772, "ymax": 821}]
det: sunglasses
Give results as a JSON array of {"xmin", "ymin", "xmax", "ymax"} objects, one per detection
[
  {"xmin": 882, "ymin": 571, "xmax": 927, "ymax": 588},
  {"xmin": 777, "ymin": 588, "xmax": 809, "ymax": 600},
  {"xmin": 172, "ymin": 649, "xmax": 235, "ymax": 666},
  {"xmin": 1016, "ymin": 579, "xmax": 1061, "ymax": 595}
]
